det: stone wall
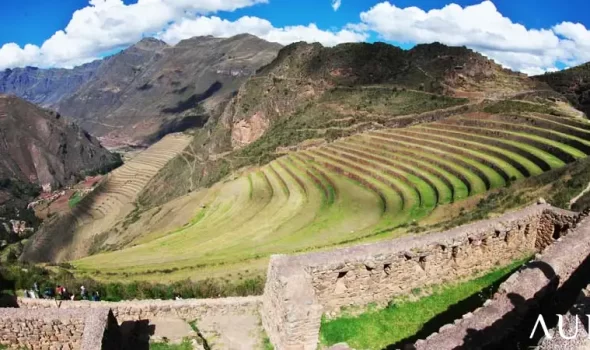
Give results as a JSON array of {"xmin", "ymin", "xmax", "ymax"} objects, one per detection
[
  {"xmin": 413, "ymin": 211, "xmax": 590, "ymax": 350},
  {"xmin": 262, "ymin": 204, "xmax": 577, "ymax": 350},
  {"xmin": 17, "ymin": 296, "xmax": 262, "ymax": 322},
  {"xmin": 0, "ymin": 308, "xmax": 117, "ymax": 350}
]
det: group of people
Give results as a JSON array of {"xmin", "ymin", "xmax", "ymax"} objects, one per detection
[{"xmin": 23, "ymin": 282, "xmax": 101, "ymax": 301}]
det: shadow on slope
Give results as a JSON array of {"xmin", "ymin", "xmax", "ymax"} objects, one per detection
[{"xmin": 161, "ymin": 81, "xmax": 223, "ymax": 114}]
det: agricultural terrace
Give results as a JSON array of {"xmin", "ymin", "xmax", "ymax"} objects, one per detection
[
  {"xmin": 25, "ymin": 133, "xmax": 193, "ymax": 262},
  {"xmin": 73, "ymin": 111, "xmax": 590, "ymax": 280}
]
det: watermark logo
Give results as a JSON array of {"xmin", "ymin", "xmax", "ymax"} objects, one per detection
[{"xmin": 530, "ymin": 314, "xmax": 589, "ymax": 340}]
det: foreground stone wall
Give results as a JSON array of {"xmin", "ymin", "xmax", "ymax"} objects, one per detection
[
  {"xmin": 262, "ymin": 204, "xmax": 577, "ymax": 350},
  {"xmin": 17, "ymin": 296, "xmax": 262, "ymax": 322},
  {"xmin": 414, "ymin": 211, "xmax": 590, "ymax": 349},
  {"xmin": 0, "ymin": 308, "xmax": 116, "ymax": 350}
]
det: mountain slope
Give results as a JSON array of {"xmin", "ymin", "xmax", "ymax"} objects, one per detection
[
  {"xmin": 0, "ymin": 95, "xmax": 121, "ymax": 189},
  {"xmin": 56, "ymin": 34, "xmax": 282, "ymax": 147},
  {"xmin": 138, "ymin": 40, "xmax": 544, "ymax": 207},
  {"xmin": 0, "ymin": 61, "xmax": 101, "ymax": 107},
  {"xmin": 0, "ymin": 94, "xmax": 121, "ymax": 256},
  {"xmin": 0, "ymin": 35, "xmax": 282, "ymax": 148},
  {"xmin": 536, "ymin": 62, "xmax": 590, "ymax": 117}
]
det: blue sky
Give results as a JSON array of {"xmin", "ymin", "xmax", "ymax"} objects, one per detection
[{"xmin": 0, "ymin": 0, "xmax": 589, "ymax": 74}]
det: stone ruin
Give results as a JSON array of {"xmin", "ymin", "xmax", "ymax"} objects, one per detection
[{"xmin": 3, "ymin": 203, "xmax": 590, "ymax": 349}]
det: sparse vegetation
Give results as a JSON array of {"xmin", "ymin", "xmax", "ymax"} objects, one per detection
[
  {"xmin": 68, "ymin": 192, "xmax": 83, "ymax": 208},
  {"xmin": 149, "ymin": 339, "xmax": 193, "ymax": 350},
  {"xmin": 483, "ymin": 100, "xmax": 559, "ymax": 115},
  {"xmin": 0, "ymin": 263, "xmax": 264, "ymax": 301}
]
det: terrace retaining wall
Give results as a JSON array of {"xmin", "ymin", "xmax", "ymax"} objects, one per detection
[
  {"xmin": 0, "ymin": 308, "xmax": 119, "ymax": 350},
  {"xmin": 413, "ymin": 210, "xmax": 590, "ymax": 349},
  {"xmin": 262, "ymin": 204, "xmax": 578, "ymax": 350}
]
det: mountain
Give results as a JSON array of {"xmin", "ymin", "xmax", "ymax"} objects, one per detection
[
  {"xmin": 536, "ymin": 62, "xmax": 590, "ymax": 117},
  {"xmin": 138, "ymin": 40, "xmax": 546, "ymax": 206},
  {"xmin": 219, "ymin": 41, "xmax": 539, "ymax": 148},
  {"xmin": 0, "ymin": 35, "xmax": 282, "ymax": 148},
  {"xmin": 57, "ymin": 34, "xmax": 281, "ymax": 147},
  {"xmin": 0, "ymin": 94, "xmax": 121, "ymax": 256},
  {"xmin": 0, "ymin": 95, "xmax": 121, "ymax": 189},
  {"xmin": 0, "ymin": 61, "xmax": 101, "ymax": 107}
]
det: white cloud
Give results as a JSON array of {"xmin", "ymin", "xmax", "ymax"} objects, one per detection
[
  {"xmin": 1, "ymin": 0, "xmax": 588, "ymax": 75},
  {"xmin": 0, "ymin": 0, "xmax": 268, "ymax": 70},
  {"xmin": 359, "ymin": 0, "xmax": 590, "ymax": 75},
  {"xmin": 332, "ymin": 0, "xmax": 342, "ymax": 11},
  {"xmin": 158, "ymin": 15, "xmax": 367, "ymax": 46}
]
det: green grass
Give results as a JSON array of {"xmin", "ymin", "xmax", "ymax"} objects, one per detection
[
  {"xmin": 68, "ymin": 191, "xmax": 83, "ymax": 208},
  {"xmin": 150, "ymin": 339, "xmax": 193, "ymax": 350},
  {"xmin": 320, "ymin": 258, "xmax": 529, "ymax": 349},
  {"xmin": 262, "ymin": 336, "xmax": 274, "ymax": 350}
]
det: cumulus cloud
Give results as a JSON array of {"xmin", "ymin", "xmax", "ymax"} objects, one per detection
[
  {"xmin": 158, "ymin": 15, "xmax": 367, "ymax": 46},
  {"xmin": 0, "ymin": 0, "xmax": 268, "ymax": 70},
  {"xmin": 332, "ymin": 0, "xmax": 342, "ymax": 11},
  {"xmin": 1, "ymin": 0, "xmax": 589, "ymax": 75},
  {"xmin": 359, "ymin": 0, "xmax": 590, "ymax": 74}
]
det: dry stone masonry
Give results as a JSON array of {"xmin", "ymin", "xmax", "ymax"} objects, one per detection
[
  {"xmin": 414, "ymin": 210, "xmax": 590, "ymax": 349},
  {"xmin": 17, "ymin": 296, "xmax": 262, "ymax": 323},
  {"xmin": 0, "ymin": 308, "xmax": 117, "ymax": 350}
]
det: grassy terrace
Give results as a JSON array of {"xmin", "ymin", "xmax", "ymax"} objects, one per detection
[
  {"xmin": 72, "ymin": 111, "xmax": 590, "ymax": 281},
  {"xmin": 320, "ymin": 257, "xmax": 529, "ymax": 349}
]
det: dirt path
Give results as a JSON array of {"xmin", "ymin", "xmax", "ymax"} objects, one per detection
[{"xmin": 570, "ymin": 181, "xmax": 590, "ymax": 208}]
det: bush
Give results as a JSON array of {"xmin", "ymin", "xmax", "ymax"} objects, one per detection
[{"xmin": 0, "ymin": 263, "xmax": 265, "ymax": 301}]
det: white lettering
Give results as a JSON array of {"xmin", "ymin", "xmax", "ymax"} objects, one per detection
[
  {"xmin": 557, "ymin": 315, "xmax": 579, "ymax": 339},
  {"xmin": 531, "ymin": 314, "xmax": 551, "ymax": 339}
]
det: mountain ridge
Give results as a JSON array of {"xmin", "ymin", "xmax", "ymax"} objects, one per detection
[{"xmin": 0, "ymin": 34, "xmax": 283, "ymax": 147}]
